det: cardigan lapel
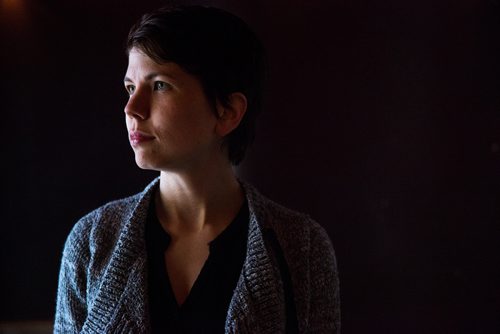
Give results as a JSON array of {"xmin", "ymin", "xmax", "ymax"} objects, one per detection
[
  {"xmin": 82, "ymin": 179, "xmax": 159, "ymax": 334},
  {"xmin": 80, "ymin": 178, "xmax": 288, "ymax": 333},
  {"xmin": 226, "ymin": 183, "xmax": 286, "ymax": 333},
  {"xmin": 239, "ymin": 182, "xmax": 312, "ymax": 333}
]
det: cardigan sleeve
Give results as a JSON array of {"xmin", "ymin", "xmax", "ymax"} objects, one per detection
[
  {"xmin": 54, "ymin": 220, "xmax": 91, "ymax": 333},
  {"xmin": 307, "ymin": 222, "xmax": 341, "ymax": 333}
]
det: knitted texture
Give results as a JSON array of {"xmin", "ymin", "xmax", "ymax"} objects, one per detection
[{"xmin": 55, "ymin": 178, "xmax": 340, "ymax": 333}]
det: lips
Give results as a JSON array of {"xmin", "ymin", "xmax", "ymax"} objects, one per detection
[{"xmin": 129, "ymin": 130, "xmax": 155, "ymax": 146}]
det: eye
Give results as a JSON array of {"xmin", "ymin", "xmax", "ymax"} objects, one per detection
[
  {"xmin": 125, "ymin": 85, "xmax": 136, "ymax": 95},
  {"xmin": 154, "ymin": 81, "xmax": 170, "ymax": 91}
]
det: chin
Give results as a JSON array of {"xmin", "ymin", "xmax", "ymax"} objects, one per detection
[{"xmin": 134, "ymin": 156, "xmax": 157, "ymax": 170}]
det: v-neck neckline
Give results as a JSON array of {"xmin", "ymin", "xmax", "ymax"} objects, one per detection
[
  {"xmin": 145, "ymin": 194, "xmax": 250, "ymax": 332},
  {"xmin": 152, "ymin": 200, "xmax": 249, "ymax": 309}
]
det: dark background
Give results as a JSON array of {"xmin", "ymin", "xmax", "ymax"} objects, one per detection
[{"xmin": 1, "ymin": 0, "xmax": 499, "ymax": 332}]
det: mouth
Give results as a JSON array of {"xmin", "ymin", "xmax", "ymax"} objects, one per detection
[{"xmin": 129, "ymin": 130, "xmax": 155, "ymax": 147}]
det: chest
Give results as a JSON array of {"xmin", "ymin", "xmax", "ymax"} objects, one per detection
[
  {"xmin": 145, "ymin": 206, "xmax": 252, "ymax": 332},
  {"xmin": 163, "ymin": 235, "xmax": 211, "ymax": 305}
]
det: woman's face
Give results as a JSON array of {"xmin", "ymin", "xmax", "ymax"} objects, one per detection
[{"xmin": 124, "ymin": 48, "xmax": 222, "ymax": 172}]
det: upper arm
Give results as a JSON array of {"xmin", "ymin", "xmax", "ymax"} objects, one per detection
[
  {"xmin": 307, "ymin": 222, "xmax": 341, "ymax": 333},
  {"xmin": 54, "ymin": 220, "xmax": 90, "ymax": 333}
]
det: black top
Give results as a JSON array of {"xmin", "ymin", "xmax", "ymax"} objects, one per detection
[{"xmin": 145, "ymin": 198, "xmax": 249, "ymax": 334}]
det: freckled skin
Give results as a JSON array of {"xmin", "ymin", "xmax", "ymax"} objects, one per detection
[
  {"xmin": 124, "ymin": 48, "xmax": 222, "ymax": 173},
  {"xmin": 123, "ymin": 48, "xmax": 245, "ymax": 305}
]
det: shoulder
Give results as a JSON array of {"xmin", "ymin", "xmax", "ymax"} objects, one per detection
[
  {"xmin": 78, "ymin": 193, "xmax": 142, "ymax": 232},
  {"xmin": 241, "ymin": 181, "xmax": 340, "ymax": 332},
  {"xmin": 242, "ymin": 181, "xmax": 334, "ymax": 254},
  {"xmin": 68, "ymin": 193, "xmax": 141, "ymax": 246},
  {"xmin": 242, "ymin": 181, "xmax": 308, "ymax": 226},
  {"xmin": 62, "ymin": 178, "xmax": 158, "ymax": 266}
]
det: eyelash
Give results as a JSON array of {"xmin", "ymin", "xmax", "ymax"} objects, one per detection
[
  {"xmin": 153, "ymin": 81, "xmax": 170, "ymax": 91},
  {"xmin": 125, "ymin": 81, "xmax": 170, "ymax": 95},
  {"xmin": 126, "ymin": 85, "xmax": 135, "ymax": 95}
]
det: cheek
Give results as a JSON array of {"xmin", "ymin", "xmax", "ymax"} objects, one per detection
[{"xmin": 154, "ymin": 96, "xmax": 217, "ymax": 135}]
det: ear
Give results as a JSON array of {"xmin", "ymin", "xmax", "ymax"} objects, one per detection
[{"xmin": 215, "ymin": 92, "xmax": 247, "ymax": 137}]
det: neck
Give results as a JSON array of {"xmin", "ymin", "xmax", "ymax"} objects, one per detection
[{"xmin": 155, "ymin": 162, "xmax": 244, "ymax": 234}]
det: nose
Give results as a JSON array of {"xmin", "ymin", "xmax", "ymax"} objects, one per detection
[{"xmin": 124, "ymin": 88, "xmax": 150, "ymax": 120}]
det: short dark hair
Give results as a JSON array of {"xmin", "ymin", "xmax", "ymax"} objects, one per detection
[{"xmin": 126, "ymin": 5, "xmax": 266, "ymax": 165}]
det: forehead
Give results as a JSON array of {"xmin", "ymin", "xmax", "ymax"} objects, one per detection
[{"xmin": 125, "ymin": 48, "xmax": 184, "ymax": 80}]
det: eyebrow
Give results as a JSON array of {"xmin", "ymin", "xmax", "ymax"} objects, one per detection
[{"xmin": 123, "ymin": 72, "xmax": 175, "ymax": 83}]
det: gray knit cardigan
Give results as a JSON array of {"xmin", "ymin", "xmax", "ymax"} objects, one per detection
[{"xmin": 55, "ymin": 178, "xmax": 340, "ymax": 333}]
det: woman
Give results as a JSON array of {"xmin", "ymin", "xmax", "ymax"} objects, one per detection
[{"xmin": 55, "ymin": 5, "xmax": 340, "ymax": 333}]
